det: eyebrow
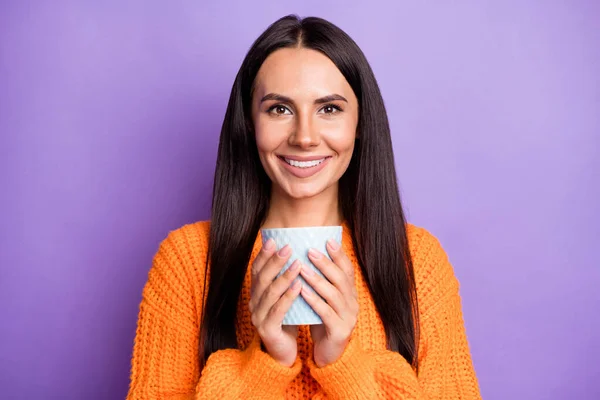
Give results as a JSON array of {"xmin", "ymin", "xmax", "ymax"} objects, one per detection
[{"xmin": 260, "ymin": 93, "xmax": 348, "ymax": 104}]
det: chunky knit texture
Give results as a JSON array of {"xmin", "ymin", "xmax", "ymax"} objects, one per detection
[{"xmin": 127, "ymin": 221, "xmax": 481, "ymax": 399}]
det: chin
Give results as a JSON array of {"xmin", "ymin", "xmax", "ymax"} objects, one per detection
[
  {"xmin": 280, "ymin": 181, "xmax": 335, "ymax": 200},
  {"xmin": 284, "ymin": 188, "xmax": 322, "ymax": 199}
]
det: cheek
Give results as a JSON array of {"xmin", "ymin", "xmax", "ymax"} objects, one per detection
[
  {"xmin": 323, "ymin": 119, "xmax": 357, "ymax": 154},
  {"xmin": 254, "ymin": 119, "xmax": 286, "ymax": 153}
]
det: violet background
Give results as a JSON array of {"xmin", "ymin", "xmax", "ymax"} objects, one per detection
[{"xmin": 1, "ymin": 1, "xmax": 598, "ymax": 399}]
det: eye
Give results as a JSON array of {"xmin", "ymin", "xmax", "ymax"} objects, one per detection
[
  {"xmin": 319, "ymin": 104, "xmax": 342, "ymax": 115},
  {"xmin": 267, "ymin": 104, "xmax": 292, "ymax": 116}
]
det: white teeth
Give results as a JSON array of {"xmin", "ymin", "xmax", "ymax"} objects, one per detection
[{"xmin": 284, "ymin": 158, "xmax": 326, "ymax": 168}]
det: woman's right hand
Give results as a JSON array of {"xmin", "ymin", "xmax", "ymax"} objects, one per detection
[{"xmin": 249, "ymin": 239, "xmax": 303, "ymax": 367}]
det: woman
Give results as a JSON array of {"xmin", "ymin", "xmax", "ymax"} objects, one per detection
[{"xmin": 127, "ymin": 15, "xmax": 481, "ymax": 399}]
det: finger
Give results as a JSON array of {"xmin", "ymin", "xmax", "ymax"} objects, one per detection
[
  {"xmin": 325, "ymin": 241, "xmax": 358, "ymax": 300},
  {"xmin": 307, "ymin": 248, "xmax": 353, "ymax": 301},
  {"xmin": 300, "ymin": 264, "xmax": 348, "ymax": 317},
  {"xmin": 251, "ymin": 245, "xmax": 292, "ymax": 305},
  {"xmin": 300, "ymin": 284, "xmax": 342, "ymax": 329},
  {"xmin": 326, "ymin": 239, "xmax": 355, "ymax": 282},
  {"xmin": 263, "ymin": 279, "xmax": 302, "ymax": 332},
  {"xmin": 250, "ymin": 244, "xmax": 292, "ymax": 313},
  {"xmin": 251, "ymin": 238, "xmax": 277, "ymax": 280},
  {"xmin": 253, "ymin": 260, "xmax": 302, "ymax": 323},
  {"xmin": 249, "ymin": 239, "xmax": 277, "ymax": 313}
]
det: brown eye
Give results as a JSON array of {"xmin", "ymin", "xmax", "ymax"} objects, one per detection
[
  {"xmin": 319, "ymin": 104, "xmax": 341, "ymax": 114},
  {"xmin": 268, "ymin": 105, "xmax": 292, "ymax": 116}
]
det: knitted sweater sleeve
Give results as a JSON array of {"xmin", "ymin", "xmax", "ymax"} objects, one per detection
[
  {"xmin": 126, "ymin": 223, "xmax": 302, "ymax": 400},
  {"xmin": 306, "ymin": 228, "xmax": 481, "ymax": 400}
]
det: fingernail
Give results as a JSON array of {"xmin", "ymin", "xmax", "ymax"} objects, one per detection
[
  {"xmin": 302, "ymin": 266, "xmax": 315, "ymax": 276},
  {"xmin": 327, "ymin": 239, "xmax": 340, "ymax": 251},
  {"xmin": 308, "ymin": 248, "xmax": 321, "ymax": 259},
  {"xmin": 278, "ymin": 245, "xmax": 291, "ymax": 257},
  {"xmin": 289, "ymin": 260, "xmax": 301, "ymax": 271},
  {"xmin": 291, "ymin": 279, "xmax": 301, "ymax": 290},
  {"xmin": 264, "ymin": 238, "xmax": 275, "ymax": 251}
]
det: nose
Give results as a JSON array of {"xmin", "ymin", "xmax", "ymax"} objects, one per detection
[{"xmin": 288, "ymin": 113, "xmax": 320, "ymax": 149}]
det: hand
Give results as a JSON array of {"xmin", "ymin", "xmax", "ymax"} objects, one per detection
[
  {"xmin": 300, "ymin": 239, "xmax": 359, "ymax": 367},
  {"xmin": 249, "ymin": 239, "xmax": 303, "ymax": 367}
]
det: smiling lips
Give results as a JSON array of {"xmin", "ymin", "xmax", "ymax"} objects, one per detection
[{"xmin": 277, "ymin": 155, "xmax": 332, "ymax": 178}]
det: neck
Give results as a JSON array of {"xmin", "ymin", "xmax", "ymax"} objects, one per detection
[{"xmin": 261, "ymin": 185, "xmax": 343, "ymax": 228}]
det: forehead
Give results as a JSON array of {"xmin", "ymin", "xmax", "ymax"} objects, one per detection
[{"xmin": 253, "ymin": 47, "xmax": 353, "ymax": 98}]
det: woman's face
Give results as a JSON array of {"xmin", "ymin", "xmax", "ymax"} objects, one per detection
[{"xmin": 251, "ymin": 47, "xmax": 359, "ymax": 200}]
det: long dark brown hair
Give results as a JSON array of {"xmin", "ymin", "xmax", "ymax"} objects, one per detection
[{"xmin": 200, "ymin": 14, "xmax": 419, "ymax": 370}]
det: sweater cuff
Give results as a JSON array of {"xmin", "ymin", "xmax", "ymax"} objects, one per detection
[
  {"xmin": 241, "ymin": 332, "xmax": 302, "ymax": 394},
  {"xmin": 307, "ymin": 334, "xmax": 380, "ymax": 399}
]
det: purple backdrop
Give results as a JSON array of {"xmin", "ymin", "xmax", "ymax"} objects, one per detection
[{"xmin": 1, "ymin": 1, "xmax": 598, "ymax": 399}]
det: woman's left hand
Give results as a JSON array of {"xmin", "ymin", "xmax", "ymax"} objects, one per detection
[{"xmin": 300, "ymin": 239, "xmax": 359, "ymax": 368}]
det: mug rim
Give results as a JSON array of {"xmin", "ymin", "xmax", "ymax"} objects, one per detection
[{"xmin": 260, "ymin": 225, "xmax": 342, "ymax": 232}]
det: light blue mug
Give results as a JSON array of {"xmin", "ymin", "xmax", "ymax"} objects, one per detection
[{"xmin": 260, "ymin": 225, "xmax": 343, "ymax": 325}]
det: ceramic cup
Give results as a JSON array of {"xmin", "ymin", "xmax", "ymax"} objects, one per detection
[{"xmin": 260, "ymin": 225, "xmax": 343, "ymax": 325}]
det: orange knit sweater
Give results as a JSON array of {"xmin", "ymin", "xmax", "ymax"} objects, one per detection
[{"xmin": 127, "ymin": 221, "xmax": 481, "ymax": 399}]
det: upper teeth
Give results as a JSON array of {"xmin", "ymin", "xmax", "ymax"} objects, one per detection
[{"xmin": 284, "ymin": 158, "xmax": 326, "ymax": 168}]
